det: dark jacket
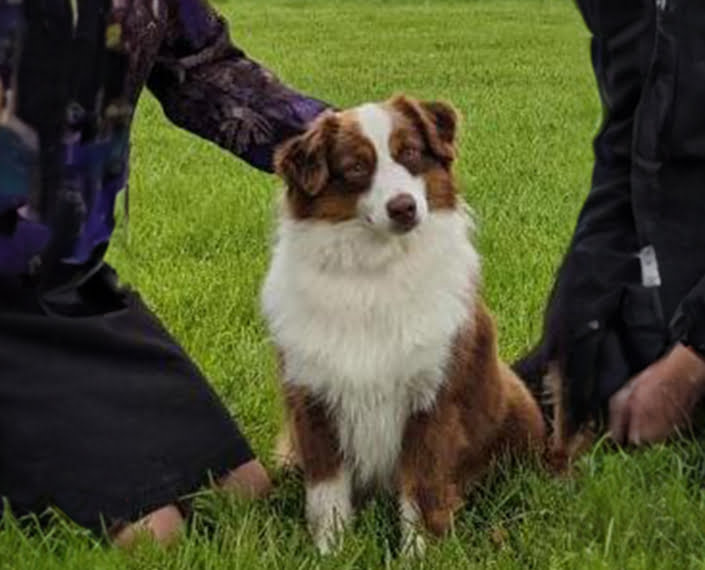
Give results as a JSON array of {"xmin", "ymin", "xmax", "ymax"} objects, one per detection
[{"xmin": 516, "ymin": 0, "xmax": 705, "ymax": 434}]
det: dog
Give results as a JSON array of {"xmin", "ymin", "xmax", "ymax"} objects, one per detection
[{"xmin": 261, "ymin": 95, "xmax": 545, "ymax": 554}]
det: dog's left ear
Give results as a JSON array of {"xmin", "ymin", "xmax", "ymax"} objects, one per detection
[{"xmin": 390, "ymin": 95, "xmax": 459, "ymax": 165}]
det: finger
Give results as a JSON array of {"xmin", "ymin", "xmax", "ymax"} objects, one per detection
[
  {"xmin": 608, "ymin": 383, "xmax": 634, "ymax": 445},
  {"xmin": 627, "ymin": 414, "xmax": 642, "ymax": 446},
  {"xmin": 627, "ymin": 385, "xmax": 648, "ymax": 446},
  {"xmin": 629, "ymin": 386, "xmax": 681, "ymax": 446}
]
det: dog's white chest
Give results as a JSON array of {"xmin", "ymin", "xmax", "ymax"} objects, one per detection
[
  {"xmin": 334, "ymin": 371, "xmax": 445, "ymax": 485},
  {"xmin": 263, "ymin": 209, "xmax": 479, "ymax": 487}
]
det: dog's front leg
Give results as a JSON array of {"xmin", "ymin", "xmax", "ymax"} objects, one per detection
[
  {"xmin": 398, "ymin": 491, "xmax": 427, "ymax": 557},
  {"xmin": 285, "ymin": 384, "xmax": 352, "ymax": 554},
  {"xmin": 306, "ymin": 468, "xmax": 352, "ymax": 554}
]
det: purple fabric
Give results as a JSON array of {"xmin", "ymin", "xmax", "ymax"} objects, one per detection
[
  {"xmin": 0, "ymin": 3, "xmax": 23, "ymax": 87},
  {"xmin": 0, "ymin": 218, "xmax": 50, "ymax": 275},
  {"xmin": 175, "ymin": 0, "xmax": 215, "ymax": 47},
  {"xmin": 238, "ymin": 96, "xmax": 329, "ymax": 171},
  {"xmin": 65, "ymin": 169, "xmax": 128, "ymax": 264},
  {"xmin": 0, "ymin": 123, "xmax": 38, "ymax": 214},
  {"xmin": 147, "ymin": 1, "xmax": 330, "ymax": 173},
  {"xmin": 1, "ymin": 0, "xmax": 330, "ymax": 276},
  {"xmin": 0, "ymin": 136, "xmax": 127, "ymax": 273},
  {"xmin": 61, "ymin": 137, "xmax": 129, "ymax": 265},
  {"xmin": 0, "ymin": 194, "xmax": 27, "ymax": 214}
]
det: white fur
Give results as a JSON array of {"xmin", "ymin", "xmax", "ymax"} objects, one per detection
[
  {"xmin": 262, "ymin": 207, "xmax": 479, "ymax": 486},
  {"xmin": 400, "ymin": 497, "xmax": 426, "ymax": 558},
  {"xmin": 354, "ymin": 104, "xmax": 429, "ymax": 233},
  {"xmin": 306, "ymin": 470, "xmax": 353, "ymax": 554}
]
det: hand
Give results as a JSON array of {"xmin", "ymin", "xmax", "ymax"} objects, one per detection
[
  {"xmin": 609, "ymin": 343, "xmax": 705, "ymax": 445},
  {"xmin": 218, "ymin": 459, "xmax": 272, "ymax": 499}
]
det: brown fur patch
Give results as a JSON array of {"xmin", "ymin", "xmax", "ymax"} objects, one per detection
[
  {"xmin": 399, "ymin": 302, "xmax": 545, "ymax": 537},
  {"xmin": 275, "ymin": 110, "xmax": 377, "ymax": 223},
  {"xmin": 274, "ymin": 111, "xmax": 338, "ymax": 198},
  {"xmin": 283, "ymin": 384, "xmax": 342, "ymax": 483},
  {"xmin": 423, "ymin": 167, "xmax": 458, "ymax": 211},
  {"xmin": 388, "ymin": 95, "xmax": 459, "ymax": 166},
  {"xmin": 387, "ymin": 106, "xmax": 458, "ymax": 211}
]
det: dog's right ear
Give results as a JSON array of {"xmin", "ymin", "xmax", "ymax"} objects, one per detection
[{"xmin": 274, "ymin": 112, "xmax": 338, "ymax": 197}]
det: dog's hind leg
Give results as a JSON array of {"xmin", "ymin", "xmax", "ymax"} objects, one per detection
[{"xmin": 398, "ymin": 475, "xmax": 464, "ymax": 557}]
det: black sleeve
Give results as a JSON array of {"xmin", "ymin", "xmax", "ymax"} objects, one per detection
[{"xmin": 670, "ymin": 276, "xmax": 705, "ymax": 357}]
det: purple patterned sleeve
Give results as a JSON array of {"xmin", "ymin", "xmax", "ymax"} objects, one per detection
[{"xmin": 147, "ymin": 0, "xmax": 330, "ymax": 172}]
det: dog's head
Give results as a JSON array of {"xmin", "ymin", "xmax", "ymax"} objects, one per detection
[{"xmin": 274, "ymin": 95, "xmax": 460, "ymax": 235}]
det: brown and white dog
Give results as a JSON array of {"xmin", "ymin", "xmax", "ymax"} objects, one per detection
[{"xmin": 261, "ymin": 96, "xmax": 545, "ymax": 554}]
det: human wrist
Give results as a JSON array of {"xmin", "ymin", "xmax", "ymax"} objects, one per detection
[{"xmin": 673, "ymin": 342, "xmax": 705, "ymax": 388}]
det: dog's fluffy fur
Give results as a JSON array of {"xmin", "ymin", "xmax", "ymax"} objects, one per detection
[{"xmin": 262, "ymin": 96, "xmax": 545, "ymax": 554}]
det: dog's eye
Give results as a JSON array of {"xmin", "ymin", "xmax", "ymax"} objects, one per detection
[
  {"xmin": 348, "ymin": 161, "xmax": 369, "ymax": 177},
  {"xmin": 399, "ymin": 147, "xmax": 421, "ymax": 163}
]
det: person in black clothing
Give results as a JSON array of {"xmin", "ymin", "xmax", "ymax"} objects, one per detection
[
  {"xmin": 0, "ymin": 0, "xmax": 327, "ymax": 546},
  {"xmin": 515, "ymin": 0, "xmax": 705, "ymax": 450}
]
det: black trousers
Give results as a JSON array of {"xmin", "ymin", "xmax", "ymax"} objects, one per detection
[
  {"xmin": 0, "ymin": 265, "xmax": 254, "ymax": 533},
  {"xmin": 517, "ymin": 0, "xmax": 705, "ymax": 434}
]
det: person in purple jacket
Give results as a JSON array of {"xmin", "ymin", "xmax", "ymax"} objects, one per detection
[{"xmin": 0, "ymin": 0, "xmax": 327, "ymax": 545}]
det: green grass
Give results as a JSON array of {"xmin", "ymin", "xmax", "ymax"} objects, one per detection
[{"xmin": 4, "ymin": 1, "xmax": 705, "ymax": 568}]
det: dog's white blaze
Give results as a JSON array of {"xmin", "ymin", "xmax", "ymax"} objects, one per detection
[
  {"xmin": 263, "ymin": 203, "xmax": 479, "ymax": 486},
  {"xmin": 355, "ymin": 104, "xmax": 392, "ymax": 156},
  {"xmin": 355, "ymin": 104, "xmax": 429, "ymax": 231},
  {"xmin": 306, "ymin": 469, "xmax": 353, "ymax": 554}
]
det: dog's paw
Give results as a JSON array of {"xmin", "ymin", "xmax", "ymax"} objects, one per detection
[
  {"xmin": 401, "ymin": 527, "xmax": 427, "ymax": 559},
  {"xmin": 400, "ymin": 497, "xmax": 427, "ymax": 558},
  {"xmin": 306, "ymin": 472, "xmax": 352, "ymax": 555},
  {"xmin": 310, "ymin": 519, "xmax": 345, "ymax": 555}
]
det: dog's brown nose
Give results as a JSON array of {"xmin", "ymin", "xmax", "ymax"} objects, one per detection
[{"xmin": 386, "ymin": 194, "xmax": 417, "ymax": 229}]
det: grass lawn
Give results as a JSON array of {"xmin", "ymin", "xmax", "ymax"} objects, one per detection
[{"xmin": 4, "ymin": 1, "xmax": 705, "ymax": 568}]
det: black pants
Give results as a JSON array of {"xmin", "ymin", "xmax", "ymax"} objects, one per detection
[{"xmin": 0, "ymin": 265, "xmax": 254, "ymax": 533}]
